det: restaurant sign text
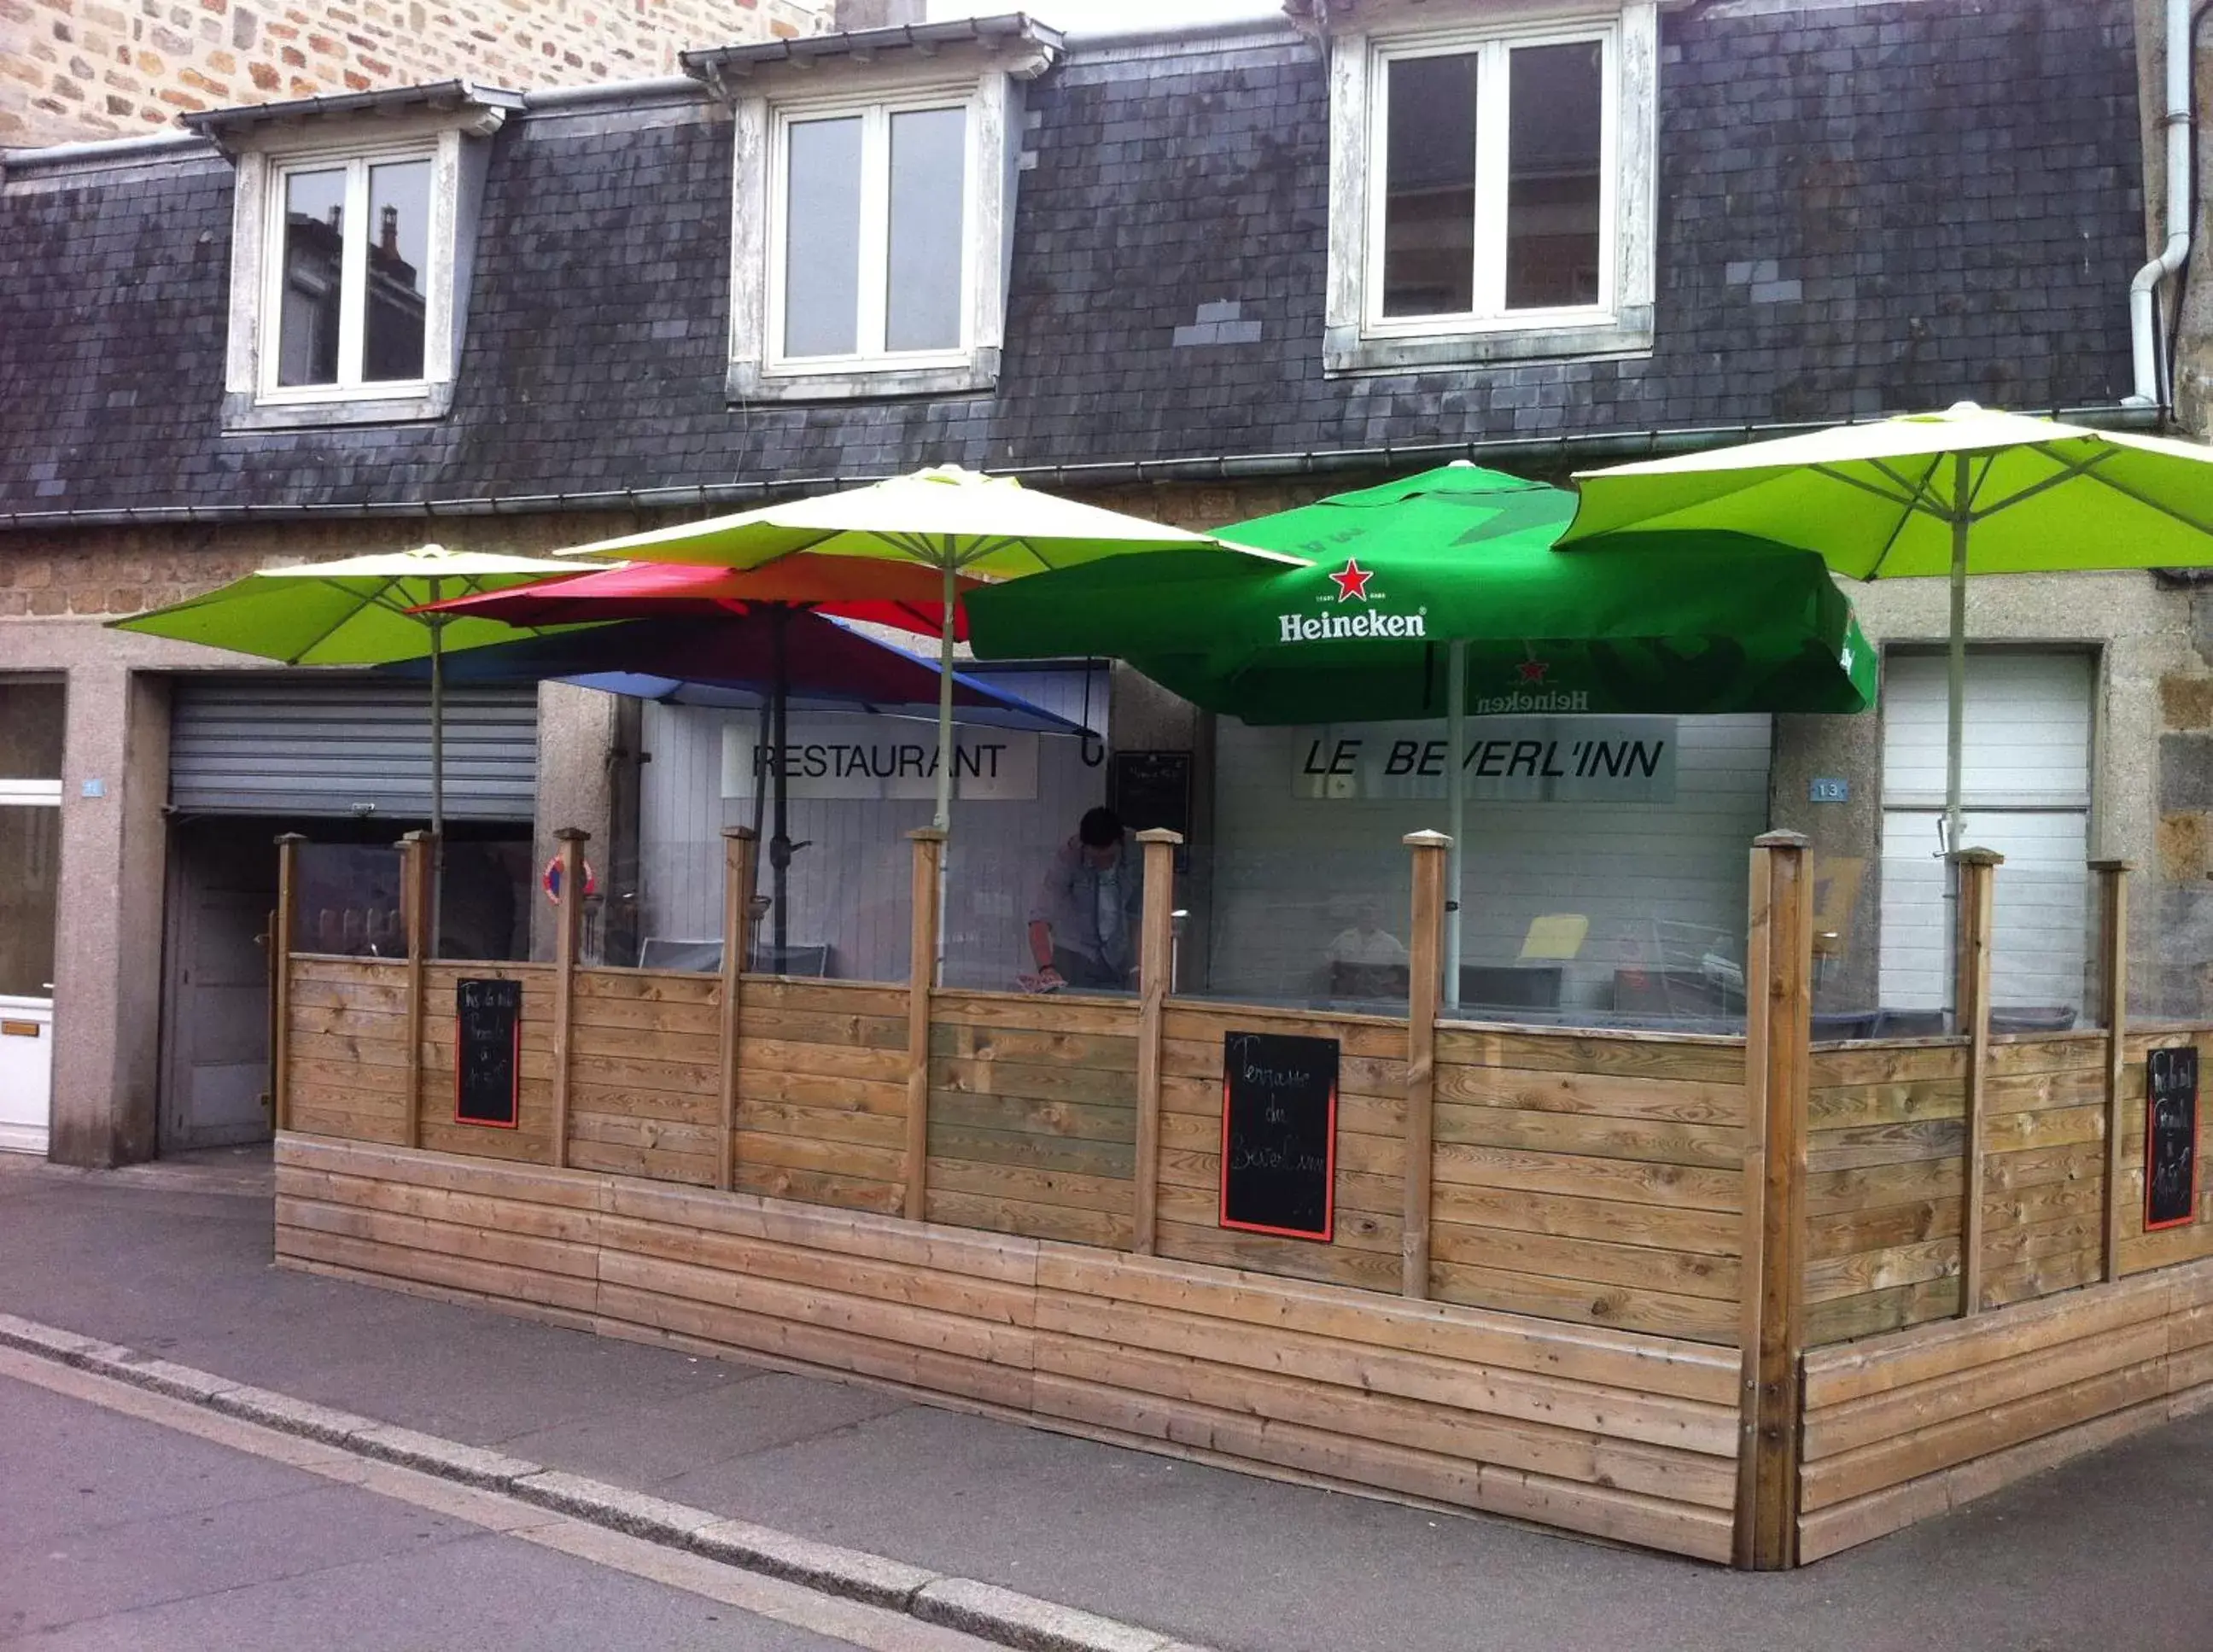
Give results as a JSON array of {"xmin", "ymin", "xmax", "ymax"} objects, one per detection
[
  {"xmin": 722, "ymin": 717, "xmax": 1038, "ymax": 802},
  {"xmin": 1291, "ymin": 716, "xmax": 1678, "ymax": 803}
]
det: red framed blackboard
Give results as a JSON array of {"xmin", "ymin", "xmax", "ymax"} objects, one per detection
[
  {"xmin": 454, "ymin": 978, "xmax": 522, "ymax": 1130},
  {"xmin": 1218, "ymin": 1030, "xmax": 1338, "ymax": 1241},
  {"xmin": 2146, "ymin": 1045, "xmax": 2199, "ymax": 1231}
]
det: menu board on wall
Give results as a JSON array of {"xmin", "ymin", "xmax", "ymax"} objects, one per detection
[
  {"xmin": 2146, "ymin": 1045, "xmax": 2199, "ymax": 1231},
  {"xmin": 1218, "ymin": 1031, "xmax": 1338, "ymax": 1241},
  {"xmin": 455, "ymin": 978, "xmax": 523, "ymax": 1130}
]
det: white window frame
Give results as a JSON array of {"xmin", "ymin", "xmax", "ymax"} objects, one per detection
[
  {"xmin": 1323, "ymin": 2, "xmax": 1658, "ymax": 376},
  {"xmin": 722, "ymin": 50, "xmax": 1029, "ymax": 405},
  {"xmin": 259, "ymin": 144, "xmax": 440, "ymax": 406},
  {"xmin": 764, "ymin": 90, "xmax": 978, "ymax": 381}
]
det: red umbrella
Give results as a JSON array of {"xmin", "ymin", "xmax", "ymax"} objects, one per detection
[
  {"xmin": 417, "ymin": 555, "xmax": 987, "ymax": 963},
  {"xmin": 423, "ymin": 555, "xmax": 974, "ymax": 639}
]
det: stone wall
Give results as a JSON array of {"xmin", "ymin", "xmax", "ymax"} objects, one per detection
[{"xmin": 0, "ymin": 0, "xmax": 829, "ymax": 147}]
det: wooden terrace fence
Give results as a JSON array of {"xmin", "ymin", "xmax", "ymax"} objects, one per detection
[{"xmin": 270, "ymin": 826, "xmax": 2213, "ymax": 1569}]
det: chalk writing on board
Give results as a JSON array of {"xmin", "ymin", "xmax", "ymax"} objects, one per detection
[
  {"xmin": 1219, "ymin": 1031, "xmax": 1338, "ymax": 1241},
  {"xmin": 455, "ymin": 978, "xmax": 522, "ymax": 1129},
  {"xmin": 2146, "ymin": 1046, "xmax": 2198, "ymax": 1231}
]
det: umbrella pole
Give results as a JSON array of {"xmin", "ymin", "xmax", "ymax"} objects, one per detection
[
  {"xmin": 1943, "ymin": 459, "xmax": 1971, "ymax": 1029},
  {"xmin": 1445, "ymin": 639, "xmax": 1466, "ymax": 1012},
  {"xmin": 773, "ymin": 604, "xmax": 790, "ymax": 967},
  {"xmin": 428, "ymin": 604, "xmax": 445, "ymax": 960},
  {"xmin": 933, "ymin": 558, "xmax": 955, "ymax": 986}
]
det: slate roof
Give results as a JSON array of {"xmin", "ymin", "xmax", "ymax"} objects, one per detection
[{"xmin": 0, "ymin": 0, "xmax": 2145, "ymax": 520}]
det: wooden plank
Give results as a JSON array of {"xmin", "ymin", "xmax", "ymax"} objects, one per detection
[
  {"xmin": 736, "ymin": 1068, "xmax": 908, "ymax": 1116},
  {"xmin": 719, "ymin": 829, "xmax": 755, "ymax": 1192},
  {"xmin": 740, "ymin": 978, "xmax": 909, "ymax": 1019},
  {"xmin": 744, "ymin": 1100, "xmax": 908, "ymax": 1152},
  {"xmin": 1435, "ymin": 1025, "xmax": 1748, "ymax": 1085},
  {"xmin": 1739, "ymin": 832, "xmax": 1811, "ymax": 1571},
  {"xmin": 926, "ymin": 1156, "xmax": 1134, "ymax": 1217},
  {"xmin": 1158, "ymin": 1219, "xmax": 1404, "ymax": 1294},
  {"xmin": 1430, "ymin": 1257, "xmax": 1737, "ymax": 1344},
  {"xmin": 931, "ymin": 1021, "xmax": 1139, "ymax": 1071},
  {"xmin": 1030, "ymin": 1287, "xmax": 1737, "ymax": 1455},
  {"xmin": 931, "ymin": 1057, "xmax": 1140, "ymax": 1109},
  {"xmin": 1430, "ymin": 1139, "xmax": 1743, "ymax": 1213},
  {"xmin": 733, "ymin": 1163, "xmax": 904, "ymax": 1216},
  {"xmin": 734, "ymin": 1038, "xmax": 909, "ymax": 1084},
  {"xmin": 547, "ymin": 830, "xmax": 587, "ymax": 1172},
  {"xmin": 1434, "ymin": 1104, "xmax": 1743, "ymax": 1170},
  {"xmin": 905, "ymin": 828, "xmax": 943, "ymax": 1223},
  {"xmin": 1956, "ymin": 849, "xmax": 1999, "ymax": 1318},
  {"xmin": 926, "ymin": 1120, "xmax": 1136, "ymax": 1179},
  {"xmin": 928, "ymin": 1089, "xmax": 1136, "ymax": 1145},
  {"xmin": 931, "ymin": 990, "xmax": 1141, "ymax": 1037},
  {"xmin": 1428, "ymin": 1218, "xmax": 1739, "ymax": 1301},
  {"xmin": 272, "ymin": 834, "xmax": 307, "ymax": 1135},
  {"xmin": 1435, "ymin": 1063, "xmax": 1746, "ymax": 1126},
  {"xmin": 1404, "ymin": 832, "xmax": 1445, "ymax": 1300},
  {"xmin": 2096, "ymin": 863, "xmax": 2133, "ymax": 1282},
  {"xmin": 1430, "ymin": 1181, "xmax": 1742, "ymax": 1256},
  {"xmin": 1162, "ymin": 1004, "xmax": 1408, "ymax": 1061},
  {"xmin": 926, "ymin": 1188, "xmax": 1134, "ymax": 1249}
]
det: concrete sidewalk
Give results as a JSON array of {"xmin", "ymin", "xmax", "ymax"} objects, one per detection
[{"xmin": 6, "ymin": 1150, "xmax": 2213, "ymax": 1652}]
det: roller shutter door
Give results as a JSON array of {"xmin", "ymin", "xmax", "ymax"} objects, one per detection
[
  {"xmin": 169, "ymin": 675, "xmax": 538, "ymax": 820},
  {"xmin": 1877, "ymin": 651, "xmax": 2093, "ymax": 1014}
]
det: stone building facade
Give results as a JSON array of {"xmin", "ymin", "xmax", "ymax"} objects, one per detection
[
  {"xmin": 0, "ymin": 0, "xmax": 2187, "ymax": 1164},
  {"xmin": 0, "ymin": 0, "xmax": 828, "ymax": 145}
]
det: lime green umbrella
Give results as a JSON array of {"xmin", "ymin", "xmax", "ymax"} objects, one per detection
[
  {"xmin": 1561, "ymin": 400, "xmax": 2213, "ymax": 1022},
  {"xmin": 111, "ymin": 544, "xmax": 578, "ymax": 838},
  {"xmin": 555, "ymin": 466, "xmax": 1267, "ymax": 829},
  {"xmin": 966, "ymin": 464, "xmax": 1876, "ymax": 1005}
]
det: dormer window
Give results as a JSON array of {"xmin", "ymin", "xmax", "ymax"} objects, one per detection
[
  {"xmin": 1321, "ymin": 4, "xmax": 1657, "ymax": 375},
  {"xmin": 686, "ymin": 15, "xmax": 1061, "ymax": 403},
  {"xmin": 184, "ymin": 81, "xmax": 520, "ymax": 432}
]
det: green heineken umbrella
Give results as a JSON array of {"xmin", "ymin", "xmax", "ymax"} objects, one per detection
[
  {"xmin": 966, "ymin": 464, "xmax": 1876, "ymax": 1002},
  {"xmin": 111, "ymin": 544, "xmax": 580, "ymax": 839}
]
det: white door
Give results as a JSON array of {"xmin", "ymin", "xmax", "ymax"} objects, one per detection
[
  {"xmin": 0, "ymin": 792, "xmax": 61, "ymax": 1154},
  {"xmin": 1877, "ymin": 651, "xmax": 2095, "ymax": 1015}
]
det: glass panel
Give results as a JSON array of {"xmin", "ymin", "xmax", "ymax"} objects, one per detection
[
  {"xmin": 277, "ymin": 166, "xmax": 347, "ymax": 388},
  {"xmin": 0, "ymin": 683, "xmax": 65, "ymax": 780},
  {"xmin": 1506, "ymin": 40, "xmax": 1604, "ymax": 310},
  {"xmin": 296, "ymin": 844, "xmax": 406, "ymax": 959},
  {"xmin": 783, "ymin": 115, "xmax": 864, "ymax": 359},
  {"xmin": 364, "ymin": 158, "xmax": 431, "ymax": 382},
  {"xmin": 1177, "ymin": 844, "xmax": 1414, "ymax": 1017},
  {"xmin": 885, "ymin": 107, "xmax": 966, "ymax": 353},
  {"xmin": 1381, "ymin": 52, "xmax": 1477, "ymax": 318},
  {"xmin": 0, "ymin": 805, "xmax": 60, "ymax": 998}
]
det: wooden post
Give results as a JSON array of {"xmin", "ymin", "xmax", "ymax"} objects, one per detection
[
  {"xmin": 718, "ymin": 827, "xmax": 758, "ymax": 1194},
  {"xmin": 272, "ymin": 833, "xmax": 307, "ymax": 1135},
  {"xmin": 2094, "ymin": 858, "xmax": 2134, "ymax": 1281},
  {"xmin": 903, "ymin": 827, "xmax": 946, "ymax": 1223},
  {"xmin": 1953, "ymin": 847, "xmax": 2002, "ymax": 1317},
  {"xmin": 400, "ymin": 830, "xmax": 433, "ymax": 1152},
  {"xmin": 1131, "ymin": 828, "xmax": 1182, "ymax": 1256},
  {"xmin": 1736, "ymin": 831, "xmax": 1811, "ymax": 1572},
  {"xmin": 1402, "ymin": 830, "xmax": 1450, "ymax": 1301},
  {"xmin": 550, "ymin": 826, "xmax": 588, "ymax": 1172}
]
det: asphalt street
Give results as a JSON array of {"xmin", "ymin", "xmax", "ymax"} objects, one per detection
[{"xmin": 0, "ymin": 1357, "xmax": 995, "ymax": 1652}]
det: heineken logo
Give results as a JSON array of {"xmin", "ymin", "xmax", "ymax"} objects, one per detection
[{"xmin": 1279, "ymin": 557, "xmax": 1427, "ymax": 643}]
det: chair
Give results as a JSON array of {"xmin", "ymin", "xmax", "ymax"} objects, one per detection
[
  {"xmin": 1457, "ymin": 965, "xmax": 1564, "ymax": 1014},
  {"xmin": 1328, "ymin": 961, "xmax": 1409, "ymax": 1002},
  {"xmin": 1991, "ymin": 1005, "xmax": 2077, "ymax": 1033},
  {"xmin": 1872, "ymin": 1009, "xmax": 1947, "ymax": 1038},
  {"xmin": 1613, "ymin": 968, "xmax": 1744, "ymax": 1019},
  {"xmin": 751, "ymin": 943, "xmax": 833, "ymax": 978},
  {"xmin": 637, "ymin": 937, "xmax": 723, "ymax": 972}
]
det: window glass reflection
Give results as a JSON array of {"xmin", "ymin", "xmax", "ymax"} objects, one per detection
[
  {"xmin": 277, "ymin": 166, "xmax": 346, "ymax": 387},
  {"xmin": 1381, "ymin": 53, "xmax": 1477, "ymax": 318},
  {"xmin": 784, "ymin": 116, "xmax": 864, "ymax": 358},
  {"xmin": 365, "ymin": 158, "xmax": 431, "ymax": 382},
  {"xmin": 1506, "ymin": 41, "xmax": 1604, "ymax": 310},
  {"xmin": 885, "ymin": 108, "xmax": 966, "ymax": 353}
]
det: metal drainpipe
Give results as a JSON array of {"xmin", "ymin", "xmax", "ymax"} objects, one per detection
[{"xmin": 2129, "ymin": 0, "xmax": 2196, "ymax": 409}]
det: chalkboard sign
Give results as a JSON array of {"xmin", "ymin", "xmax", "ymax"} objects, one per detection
[
  {"xmin": 1219, "ymin": 1031, "xmax": 1338, "ymax": 1241},
  {"xmin": 1111, "ymin": 750, "xmax": 1193, "ymax": 867},
  {"xmin": 455, "ymin": 978, "xmax": 523, "ymax": 1129},
  {"xmin": 2146, "ymin": 1046, "xmax": 2199, "ymax": 1231}
]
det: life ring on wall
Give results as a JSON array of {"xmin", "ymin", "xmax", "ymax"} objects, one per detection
[{"xmin": 542, "ymin": 855, "xmax": 599, "ymax": 904}]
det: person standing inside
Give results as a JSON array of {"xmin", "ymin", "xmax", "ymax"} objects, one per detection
[{"xmin": 1026, "ymin": 806, "xmax": 1143, "ymax": 991}]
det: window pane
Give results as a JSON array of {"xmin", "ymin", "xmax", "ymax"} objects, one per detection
[
  {"xmin": 1506, "ymin": 41, "xmax": 1604, "ymax": 311},
  {"xmin": 0, "ymin": 806, "xmax": 59, "ymax": 999},
  {"xmin": 277, "ymin": 166, "xmax": 346, "ymax": 387},
  {"xmin": 0, "ymin": 683, "xmax": 64, "ymax": 780},
  {"xmin": 885, "ymin": 107, "xmax": 966, "ymax": 353},
  {"xmin": 783, "ymin": 115, "xmax": 863, "ymax": 358},
  {"xmin": 364, "ymin": 158, "xmax": 431, "ymax": 382},
  {"xmin": 1381, "ymin": 53, "xmax": 1477, "ymax": 318}
]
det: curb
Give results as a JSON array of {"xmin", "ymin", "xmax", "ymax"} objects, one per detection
[{"xmin": 0, "ymin": 1311, "xmax": 1206, "ymax": 1652}]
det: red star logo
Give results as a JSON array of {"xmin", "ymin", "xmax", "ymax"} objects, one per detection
[
  {"xmin": 1517, "ymin": 658, "xmax": 1550, "ymax": 684},
  {"xmin": 1328, "ymin": 558, "xmax": 1375, "ymax": 602}
]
